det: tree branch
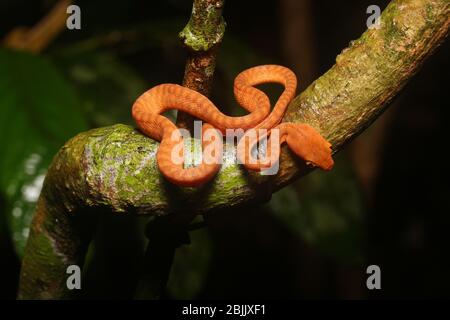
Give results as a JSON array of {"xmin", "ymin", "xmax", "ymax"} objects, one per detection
[
  {"xmin": 3, "ymin": 0, "xmax": 71, "ymax": 53},
  {"xmin": 177, "ymin": 0, "xmax": 226, "ymax": 130},
  {"xmin": 18, "ymin": 0, "xmax": 449, "ymax": 299}
]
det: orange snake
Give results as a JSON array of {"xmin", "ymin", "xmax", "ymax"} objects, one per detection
[{"xmin": 132, "ymin": 65, "xmax": 334, "ymax": 187}]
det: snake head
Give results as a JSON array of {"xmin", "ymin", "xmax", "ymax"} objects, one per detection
[{"xmin": 286, "ymin": 123, "xmax": 334, "ymax": 171}]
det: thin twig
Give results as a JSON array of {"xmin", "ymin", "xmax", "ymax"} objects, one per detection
[{"xmin": 3, "ymin": 0, "xmax": 71, "ymax": 53}]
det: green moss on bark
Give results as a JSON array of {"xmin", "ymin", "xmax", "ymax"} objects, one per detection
[{"xmin": 179, "ymin": 0, "xmax": 226, "ymax": 51}]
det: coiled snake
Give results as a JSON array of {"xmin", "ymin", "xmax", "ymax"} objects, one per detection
[{"xmin": 132, "ymin": 65, "xmax": 334, "ymax": 187}]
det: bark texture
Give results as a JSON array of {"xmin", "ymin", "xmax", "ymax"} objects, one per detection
[{"xmin": 177, "ymin": 0, "xmax": 226, "ymax": 130}]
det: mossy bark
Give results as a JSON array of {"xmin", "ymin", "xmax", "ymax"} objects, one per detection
[
  {"xmin": 18, "ymin": 0, "xmax": 449, "ymax": 299},
  {"xmin": 177, "ymin": 0, "xmax": 226, "ymax": 130}
]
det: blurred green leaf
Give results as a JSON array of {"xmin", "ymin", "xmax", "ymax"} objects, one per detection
[
  {"xmin": 50, "ymin": 18, "xmax": 187, "ymax": 125},
  {"xmin": 0, "ymin": 49, "xmax": 89, "ymax": 255},
  {"xmin": 52, "ymin": 52, "xmax": 149, "ymax": 126},
  {"xmin": 267, "ymin": 154, "xmax": 366, "ymax": 262},
  {"xmin": 52, "ymin": 23, "xmax": 270, "ymax": 122}
]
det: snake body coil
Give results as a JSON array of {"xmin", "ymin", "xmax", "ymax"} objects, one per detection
[{"xmin": 132, "ymin": 65, "xmax": 334, "ymax": 187}]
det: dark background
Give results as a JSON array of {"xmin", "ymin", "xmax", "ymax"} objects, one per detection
[{"xmin": 0, "ymin": 0, "xmax": 449, "ymax": 299}]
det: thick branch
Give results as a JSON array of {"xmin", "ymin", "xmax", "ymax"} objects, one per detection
[
  {"xmin": 19, "ymin": 0, "xmax": 449, "ymax": 299},
  {"xmin": 177, "ymin": 0, "xmax": 226, "ymax": 130}
]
